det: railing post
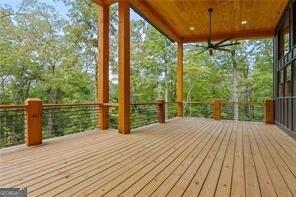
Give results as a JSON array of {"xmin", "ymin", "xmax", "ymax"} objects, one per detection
[
  {"xmin": 157, "ymin": 100, "xmax": 165, "ymax": 123},
  {"xmin": 213, "ymin": 99, "xmax": 221, "ymax": 120},
  {"xmin": 264, "ymin": 99, "xmax": 274, "ymax": 124},
  {"xmin": 25, "ymin": 98, "xmax": 42, "ymax": 146}
]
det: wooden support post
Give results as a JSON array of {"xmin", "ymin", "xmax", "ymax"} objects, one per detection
[
  {"xmin": 97, "ymin": 4, "xmax": 110, "ymax": 130},
  {"xmin": 213, "ymin": 99, "xmax": 221, "ymax": 120},
  {"xmin": 157, "ymin": 100, "xmax": 165, "ymax": 123},
  {"xmin": 264, "ymin": 99, "xmax": 274, "ymax": 124},
  {"xmin": 25, "ymin": 98, "xmax": 42, "ymax": 146},
  {"xmin": 177, "ymin": 42, "xmax": 184, "ymax": 117},
  {"xmin": 118, "ymin": 0, "xmax": 130, "ymax": 134}
]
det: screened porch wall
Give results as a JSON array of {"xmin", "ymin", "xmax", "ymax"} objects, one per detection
[{"xmin": 274, "ymin": 0, "xmax": 296, "ymax": 136}]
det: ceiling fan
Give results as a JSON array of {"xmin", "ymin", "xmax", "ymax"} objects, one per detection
[{"xmin": 187, "ymin": 8, "xmax": 240, "ymax": 56}]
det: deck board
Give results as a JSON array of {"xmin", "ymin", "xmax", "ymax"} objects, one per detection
[{"xmin": 0, "ymin": 118, "xmax": 296, "ymax": 197}]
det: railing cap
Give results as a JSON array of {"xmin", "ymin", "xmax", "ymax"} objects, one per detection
[{"xmin": 25, "ymin": 98, "xmax": 42, "ymax": 104}]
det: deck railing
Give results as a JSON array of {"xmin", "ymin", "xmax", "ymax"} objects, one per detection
[
  {"xmin": 0, "ymin": 105, "xmax": 25, "ymax": 147},
  {"xmin": 0, "ymin": 98, "xmax": 273, "ymax": 148},
  {"xmin": 130, "ymin": 103, "xmax": 158, "ymax": 129},
  {"xmin": 184, "ymin": 101, "xmax": 213, "ymax": 118},
  {"xmin": 166, "ymin": 102, "xmax": 177, "ymax": 120},
  {"xmin": 183, "ymin": 100, "xmax": 265, "ymax": 122},
  {"xmin": 108, "ymin": 103, "xmax": 119, "ymax": 129},
  {"xmin": 42, "ymin": 103, "xmax": 101, "ymax": 139},
  {"xmin": 221, "ymin": 101, "xmax": 264, "ymax": 122}
]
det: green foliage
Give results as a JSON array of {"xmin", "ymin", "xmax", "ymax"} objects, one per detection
[{"xmin": 3, "ymin": 127, "xmax": 18, "ymax": 146}]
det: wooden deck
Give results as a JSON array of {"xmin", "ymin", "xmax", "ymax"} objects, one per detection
[{"xmin": 1, "ymin": 118, "xmax": 296, "ymax": 197}]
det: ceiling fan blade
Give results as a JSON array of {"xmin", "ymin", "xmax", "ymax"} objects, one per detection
[
  {"xmin": 216, "ymin": 42, "xmax": 240, "ymax": 48},
  {"xmin": 215, "ymin": 47, "xmax": 234, "ymax": 53},
  {"xmin": 185, "ymin": 46, "xmax": 208, "ymax": 53},
  {"xmin": 195, "ymin": 48, "xmax": 209, "ymax": 55},
  {"xmin": 213, "ymin": 38, "xmax": 232, "ymax": 47},
  {"xmin": 187, "ymin": 45, "xmax": 208, "ymax": 49},
  {"xmin": 187, "ymin": 44, "xmax": 207, "ymax": 48}
]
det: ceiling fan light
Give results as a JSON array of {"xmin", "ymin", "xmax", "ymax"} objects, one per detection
[
  {"xmin": 241, "ymin": 20, "xmax": 247, "ymax": 25},
  {"xmin": 190, "ymin": 26, "xmax": 195, "ymax": 31}
]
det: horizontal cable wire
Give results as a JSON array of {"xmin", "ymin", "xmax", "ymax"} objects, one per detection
[
  {"xmin": 221, "ymin": 102, "xmax": 264, "ymax": 122},
  {"xmin": 166, "ymin": 102, "xmax": 177, "ymax": 119},
  {"xmin": 42, "ymin": 105, "xmax": 101, "ymax": 139},
  {"xmin": 184, "ymin": 102, "xmax": 213, "ymax": 118},
  {"xmin": 130, "ymin": 104, "xmax": 158, "ymax": 129},
  {"xmin": 0, "ymin": 108, "xmax": 25, "ymax": 148}
]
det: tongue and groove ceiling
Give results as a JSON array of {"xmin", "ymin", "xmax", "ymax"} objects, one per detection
[{"xmin": 94, "ymin": 0, "xmax": 289, "ymax": 43}]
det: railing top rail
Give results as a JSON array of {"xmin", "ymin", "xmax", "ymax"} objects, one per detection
[
  {"xmin": 104, "ymin": 103, "xmax": 118, "ymax": 107},
  {"xmin": 221, "ymin": 101, "xmax": 264, "ymax": 105},
  {"xmin": 165, "ymin": 101, "xmax": 177, "ymax": 104},
  {"xmin": 0, "ymin": 100, "xmax": 267, "ymax": 110},
  {"xmin": 0, "ymin": 105, "xmax": 26, "ymax": 110},
  {"xmin": 43, "ymin": 103, "xmax": 102, "ymax": 109},
  {"xmin": 130, "ymin": 102, "xmax": 158, "ymax": 106},
  {"xmin": 184, "ymin": 101, "xmax": 214, "ymax": 104}
]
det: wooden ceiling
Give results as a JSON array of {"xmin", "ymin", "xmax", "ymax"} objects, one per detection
[{"xmin": 94, "ymin": 0, "xmax": 289, "ymax": 43}]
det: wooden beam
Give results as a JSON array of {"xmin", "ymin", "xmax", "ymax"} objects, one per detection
[
  {"xmin": 97, "ymin": 4, "xmax": 109, "ymax": 130},
  {"xmin": 182, "ymin": 30, "xmax": 274, "ymax": 43},
  {"xmin": 176, "ymin": 42, "xmax": 184, "ymax": 117},
  {"xmin": 130, "ymin": 0, "xmax": 181, "ymax": 42},
  {"xmin": 92, "ymin": 0, "xmax": 104, "ymax": 6},
  {"xmin": 105, "ymin": 0, "xmax": 118, "ymax": 5},
  {"xmin": 118, "ymin": 0, "xmax": 130, "ymax": 134},
  {"xmin": 92, "ymin": 0, "xmax": 118, "ymax": 6}
]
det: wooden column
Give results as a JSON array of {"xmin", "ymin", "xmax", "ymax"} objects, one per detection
[
  {"xmin": 97, "ymin": 4, "xmax": 109, "ymax": 130},
  {"xmin": 264, "ymin": 99, "xmax": 275, "ymax": 124},
  {"xmin": 157, "ymin": 100, "xmax": 165, "ymax": 123},
  {"xmin": 213, "ymin": 99, "xmax": 221, "ymax": 120},
  {"xmin": 118, "ymin": 0, "xmax": 130, "ymax": 134},
  {"xmin": 177, "ymin": 42, "xmax": 184, "ymax": 117},
  {"xmin": 25, "ymin": 98, "xmax": 42, "ymax": 146}
]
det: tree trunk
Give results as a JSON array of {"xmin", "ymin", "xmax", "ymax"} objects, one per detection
[{"xmin": 184, "ymin": 79, "xmax": 194, "ymax": 117}]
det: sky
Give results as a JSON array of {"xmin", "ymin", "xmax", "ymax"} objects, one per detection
[
  {"xmin": 1, "ymin": 0, "xmax": 69, "ymax": 19},
  {"xmin": 0, "ymin": 0, "xmax": 141, "ymax": 20}
]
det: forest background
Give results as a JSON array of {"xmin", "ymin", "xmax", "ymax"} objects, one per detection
[{"xmin": 0, "ymin": 0, "xmax": 273, "ymax": 106}]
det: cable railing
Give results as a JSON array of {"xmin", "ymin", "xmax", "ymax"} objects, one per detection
[
  {"xmin": 221, "ymin": 101, "xmax": 264, "ymax": 122},
  {"xmin": 184, "ymin": 101, "xmax": 213, "ymax": 118},
  {"xmin": 0, "ymin": 99, "xmax": 270, "ymax": 148},
  {"xmin": 0, "ymin": 105, "xmax": 25, "ymax": 148},
  {"xmin": 166, "ymin": 102, "xmax": 177, "ymax": 120},
  {"xmin": 108, "ymin": 103, "xmax": 118, "ymax": 129},
  {"xmin": 130, "ymin": 103, "xmax": 158, "ymax": 129},
  {"xmin": 183, "ymin": 100, "xmax": 265, "ymax": 122},
  {"xmin": 42, "ymin": 103, "xmax": 101, "ymax": 139}
]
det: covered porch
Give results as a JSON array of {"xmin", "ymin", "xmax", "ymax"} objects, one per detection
[
  {"xmin": 1, "ymin": 0, "xmax": 295, "ymax": 196},
  {"xmin": 1, "ymin": 118, "xmax": 296, "ymax": 196}
]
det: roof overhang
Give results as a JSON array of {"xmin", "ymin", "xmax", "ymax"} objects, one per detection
[{"xmin": 93, "ymin": 0, "xmax": 289, "ymax": 43}]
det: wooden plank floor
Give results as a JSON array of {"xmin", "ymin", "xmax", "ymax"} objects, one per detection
[{"xmin": 1, "ymin": 118, "xmax": 296, "ymax": 197}]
